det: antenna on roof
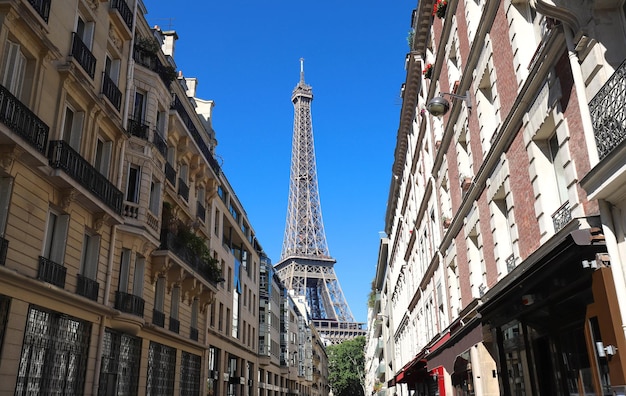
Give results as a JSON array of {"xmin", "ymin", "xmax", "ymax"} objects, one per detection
[{"xmin": 300, "ymin": 58, "xmax": 305, "ymax": 83}]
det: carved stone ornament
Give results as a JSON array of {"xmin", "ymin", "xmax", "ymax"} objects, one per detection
[
  {"xmin": 93, "ymin": 213, "xmax": 110, "ymax": 232},
  {"xmin": 61, "ymin": 189, "xmax": 78, "ymax": 210},
  {"xmin": 0, "ymin": 145, "xmax": 22, "ymax": 173}
]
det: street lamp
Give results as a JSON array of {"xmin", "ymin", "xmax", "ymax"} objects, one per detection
[{"xmin": 426, "ymin": 90, "xmax": 472, "ymax": 116}]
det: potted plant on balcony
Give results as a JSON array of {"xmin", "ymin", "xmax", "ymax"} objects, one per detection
[
  {"xmin": 433, "ymin": 0, "xmax": 448, "ymax": 18},
  {"xmin": 423, "ymin": 63, "xmax": 433, "ymax": 79}
]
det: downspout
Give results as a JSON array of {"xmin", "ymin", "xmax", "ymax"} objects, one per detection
[{"xmin": 92, "ymin": 1, "xmax": 138, "ymax": 394}]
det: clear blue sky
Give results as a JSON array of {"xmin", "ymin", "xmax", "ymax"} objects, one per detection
[{"xmin": 143, "ymin": 1, "xmax": 414, "ymax": 324}]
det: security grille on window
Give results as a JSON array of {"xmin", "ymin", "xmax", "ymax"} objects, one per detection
[
  {"xmin": 180, "ymin": 351, "xmax": 201, "ymax": 396},
  {"xmin": 147, "ymin": 341, "xmax": 176, "ymax": 395},
  {"xmin": 98, "ymin": 329, "xmax": 141, "ymax": 396}
]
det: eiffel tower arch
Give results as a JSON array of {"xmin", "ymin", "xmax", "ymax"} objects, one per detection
[{"xmin": 274, "ymin": 59, "xmax": 365, "ymax": 345}]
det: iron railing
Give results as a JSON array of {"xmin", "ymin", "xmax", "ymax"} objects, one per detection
[
  {"xmin": 165, "ymin": 162, "xmax": 176, "ymax": 186},
  {"xmin": 178, "ymin": 178, "xmax": 189, "ymax": 201},
  {"xmin": 28, "ymin": 0, "xmax": 51, "ymax": 22},
  {"xmin": 0, "ymin": 83, "xmax": 49, "ymax": 154},
  {"xmin": 102, "ymin": 72, "xmax": 122, "ymax": 110},
  {"xmin": 38, "ymin": 256, "xmax": 66, "ymax": 288},
  {"xmin": 153, "ymin": 130, "xmax": 167, "ymax": 157},
  {"xmin": 114, "ymin": 291, "xmax": 145, "ymax": 317},
  {"xmin": 48, "ymin": 140, "xmax": 123, "ymax": 214},
  {"xmin": 127, "ymin": 118, "xmax": 149, "ymax": 139},
  {"xmin": 76, "ymin": 274, "xmax": 99, "ymax": 301},
  {"xmin": 169, "ymin": 317, "xmax": 180, "ymax": 333},
  {"xmin": 70, "ymin": 32, "xmax": 95, "ymax": 79},
  {"xmin": 110, "ymin": 0, "xmax": 133, "ymax": 30},
  {"xmin": 153, "ymin": 309, "xmax": 165, "ymax": 327},
  {"xmin": 172, "ymin": 94, "xmax": 221, "ymax": 175},
  {"xmin": 589, "ymin": 58, "xmax": 626, "ymax": 160},
  {"xmin": 132, "ymin": 48, "xmax": 175, "ymax": 86},
  {"xmin": 0, "ymin": 237, "xmax": 7, "ymax": 265},
  {"xmin": 159, "ymin": 230, "xmax": 221, "ymax": 284},
  {"xmin": 552, "ymin": 201, "xmax": 572, "ymax": 233}
]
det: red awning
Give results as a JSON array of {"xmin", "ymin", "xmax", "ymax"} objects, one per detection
[{"xmin": 394, "ymin": 354, "xmax": 428, "ymax": 384}]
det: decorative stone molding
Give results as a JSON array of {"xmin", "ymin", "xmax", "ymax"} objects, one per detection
[
  {"xmin": 93, "ymin": 213, "xmax": 110, "ymax": 232},
  {"xmin": 0, "ymin": 145, "xmax": 22, "ymax": 174},
  {"xmin": 61, "ymin": 189, "xmax": 78, "ymax": 210}
]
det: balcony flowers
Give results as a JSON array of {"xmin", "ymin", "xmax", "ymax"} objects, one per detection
[
  {"xmin": 433, "ymin": 0, "xmax": 448, "ymax": 18},
  {"xmin": 423, "ymin": 63, "xmax": 433, "ymax": 79}
]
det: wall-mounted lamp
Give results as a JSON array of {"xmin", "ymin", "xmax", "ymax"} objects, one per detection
[{"xmin": 426, "ymin": 90, "xmax": 472, "ymax": 117}]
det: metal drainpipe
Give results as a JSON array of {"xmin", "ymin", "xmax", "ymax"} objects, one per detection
[{"xmin": 92, "ymin": 1, "xmax": 138, "ymax": 393}]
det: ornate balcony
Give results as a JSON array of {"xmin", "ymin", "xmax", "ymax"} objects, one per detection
[
  {"xmin": 48, "ymin": 140, "xmax": 123, "ymax": 214},
  {"xmin": 165, "ymin": 162, "xmax": 176, "ymax": 186},
  {"xmin": 178, "ymin": 178, "xmax": 189, "ymax": 201},
  {"xmin": 132, "ymin": 48, "xmax": 175, "ymax": 87},
  {"xmin": 102, "ymin": 72, "xmax": 122, "ymax": 110},
  {"xmin": 70, "ymin": 32, "xmax": 95, "ymax": 79},
  {"xmin": 76, "ymin": 274, "xmax": 99, "ymax": 301},
  {"xmin": 127, "ymin": 118, "xmax": 149, "ymax": 140},
  {"xmin": 589, "ymin": 58, "xmax": 626, "ymax": 161},
  {"xmin": 114, "ymin": 291, "xmax": 145, "ymax": 317},
  {"xmin": 153, "ymin": 130, "xmax": 167, "ymax": 158},
  {"xmin": 169, "ymin": 317, "xmax": 180, "ymax": 333},
  {"xmin": 110, "ymin": 0, "xmax": 133, "ymax": 31},
  {"xmin": 172, "ymin": 94, "xmax": 221, "ymax": 175},
  {"xmin": 153, "ymin": 309, "xmax": 165, "ymax": 327},
  {"xmin": 0, "ymin": 236, "xmax": 8, "ymax": 265},
  {"xmin": 28, "ymin": 0, "xmax": 51, "ymax": 22},
  {"xmin": 38, "ymin": 256, "xmax": 66, "ymax": 288},
  {"xmin": 552, "ymin": 201, "xmax": 572, "ymax": 233},
  {"xmin": 159, "ymin": 230, "xmax": 222, "ymax": 284},
  {"xmin": 0, "ymin": 83, "xmax": 49, "ymax": 155}
]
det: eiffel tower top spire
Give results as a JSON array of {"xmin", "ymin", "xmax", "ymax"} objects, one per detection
[{"xmin": 281, "ymin": 60, "xmax": 330, "ymax": 260}]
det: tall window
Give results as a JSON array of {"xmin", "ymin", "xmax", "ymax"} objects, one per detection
[
  {"xmin": 118, "ymin": 248, "xmax": 131, "ymax": 293},
  {"xmin": 133, "ymin": 90, "xmax": 146, "ymax": 122},
  {"xmin": 42, "ymin": 210, "xmax": 69, "ymax": 265},
  {"xmin": 76, "ymin": 16, "xmax": 94, "ymax": 49},
  {"xmin": 80, "ymin": 232, "xmax": 100, "ymax": 279},
  {"xmin": 15, "ymin": 306, "xmax": 91, "ymax": 395},
  {"xmin": 155, "ymin": 277, "xmax": 165, "ymax": 314},
  {"xmin": 149, "ymin": 179, "xmax": 161, "ymax": 214},
  {"xmin": 133, "ymin": 256, "xmax": 145, "ymax": 297},
  {"xmin": 170, "ymin": 286, "xmax": 180, "ymax": 322},
  {"xmin": 94, "ymin": 137, "xmax": 112, "ymax": 177},
  {"xmin": 208, "ymin": 346, "xmax": 220, "ymax": 396},
  {"xmin": 2, "ymin": 40, "xmax": 26, "ymax": 99},
  {"xmin": 104, "ymin": 55, "xmax": 120, "ymax": 84},
  {"xmin": 147, "ymin": 342, "xmax": 176, "ymax": 396},
  {"xmin": 0, "ymin": 177, "xmax": 13, "ymax": 237},
  {"xmin": 180, "ymin": 352, "xmax": 201, "ymax": 396},
  {"xmin": 62, "ymin": 105, "xmax": 84, "ymax": 151},
  {"xmin": 126, "ymin": 165, "xmax": 140, "ymax": 203},
  {"xmin": 98, "ymin": 329, "xmax": 141, "ymax": 396}
]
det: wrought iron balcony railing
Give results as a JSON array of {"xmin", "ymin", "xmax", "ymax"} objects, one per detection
[
  {"xmin": 132, "ymin": 48, "xmax": 175, "ymax": 86},
  {"xmin": 552, "ymin": 201, "xmax": 572, "ymax": 233},
  {"xmin": 110, "ymin": 0, "xmax": 133, "ymax": 30},
  {"xmin": 153, "ymin": 309, "xmax": 165, "ymax": 327},
  {"xmin": 165, "ymin": 162, "xmax": 176, "ymax": 186},
  {"xmin": 38, "ymin": 256, "xmax": 66, "ymax": 288},
  {"xmin": 169, "ymin": 317, "xmax": 180, "ymax": 333},
  {"xmin": 178, "ymin": 178, "xmax": 189, "ymax": 201},
  {"xmin": 28, "ymin": 0, "xmax": 51, "ymax": 22},
  {"xmin": 0, "ymin": 83, "xmax": 49, "ymax": 154},
  {"xmin": 190, "ymin": 326, "xmax": 198, "ymax": 341},
  {"xmin": 172, "ymin": 94, "xmax": 221, "ymax": 175},
  {"xmin": 114, "ymin": 291, "xmax": 145, "ymax": 317},
  {"xmin": 197, "ymin": 202, "xmax": 206, "ymax": 223},
  {"xmin": 70, "ymin": 32, "xmax": 96, "ymax": 79},
  {"xmin": 48, "ymin": 140, "xmax": 123, "ymax": 214},
  {"xmin": 0, "ymin": 236, "xmax": 8, "ymax": 265},
  {"xmin": 159, "ymin": 230, "xmax": 221, "ymax": 284},
  {"xmin": 76, "ymin": 274, "xmax": 99, "ymax": 301},
  {"xmin": 589, "ymin": 58, "xmax": 626, "ymax": 160},
  {"xmin": 102, "ymin": 72, "xmax": 122, "ymax": 110},
  {"xmin": 153, "ymin": 130, "xmax": 167, "ymax": 158},
  {"xmin": 127, "ymin": 118, "xmax": 149, "ymax": 140}
]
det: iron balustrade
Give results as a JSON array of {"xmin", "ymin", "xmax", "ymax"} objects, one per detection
[
  {"xmin": 169, "ymin": 317, "xmax": 180, "ymax": 333},
  {"xmin": 102, "ymin": 72, "xmax": 122, "ymax": 110},
  {"xmin": 114, "ymin": 291, "xmax": 145, "ymax": 317},
  {"xmin": 153, "ymin": 130, "xmax": 167, "ymax": 157},
  {"xmin": 165, "ymin": 162, "xmax": 176, "ymax": 186},
  {"xmin": 197, "ymin": 202, "xmax": 206, "ymax": 223},
  {"xmin": 178, "ymin": 178, "xmax": 189, "ymax": 201},
  {"xmin": 0, "ymin": 83, "xmax": 49, "ymax": 154},
  {"xmin": 589, "ymin": 58, "xmax": 626, "ymax": 160},
  {"xmin": 76, "ymin": 274, "xmax": 99, "ymax": 301},
  {"xmin": 172, "ymin": 94, "xmax": 221, "ymax": 175},
  {"xmin": 48, "ymin": 140, "xmax": 123, "ymax": 214},
  {"xmin": 189, "ymin": 326, "xmax": 198, "ymax": 341},
  {"xmin": 70, "ymin": 32, "xmax": 96, "ymax": 78},
  {"xmin": 110, "ymin": 0, "xmax": 133, "ymax": 30},
  {"xmin": 552, "ymin": 201, "xmax": 572, "ymax": 233},
  {"xmin": 0, "ymin": 237, "xmax": 7, "ymax": 265},
  {"xmin": 153, "ymin": 309, "xmax": 165, "ymax": 327},
  {"xmin": 28, "ymin": 0, "xmax": 51, "ymax": 22},
  {"xmin": 132, "ymin": 48, "xmax": 174, "ymax": 86},
  {"xmin": 38, "ymin": 256, "xmax": 67, "ymax": 288},
  {"xmin": 159, "ymin": 230, "xmax": 221, "ymax": 284},
  {"xmin": 127, "ymin": 118, "xmax": 149, "ymax": 139}
]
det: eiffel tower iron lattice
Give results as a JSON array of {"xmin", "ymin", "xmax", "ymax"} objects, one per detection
[{"xmin": 274, "ymin": 59, "xmax": 365, "ymax": 344}]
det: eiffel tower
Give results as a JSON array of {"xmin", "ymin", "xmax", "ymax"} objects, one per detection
[{"xmin": 274, "ymin": 59, "xmax": 365, "ymax": 345}]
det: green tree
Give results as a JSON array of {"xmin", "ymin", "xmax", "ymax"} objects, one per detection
[{"xmin": 327, "ymin": 336, "xmax": 366, "ymax": 396}]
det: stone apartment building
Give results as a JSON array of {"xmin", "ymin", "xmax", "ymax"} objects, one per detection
[
  {"xmin": 0, "ymin": 1, "xmax": 326, "ymax": 395},
  {"xmin": 367, "ymin": 0, "xmax": 626, "ymax": 396}
]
